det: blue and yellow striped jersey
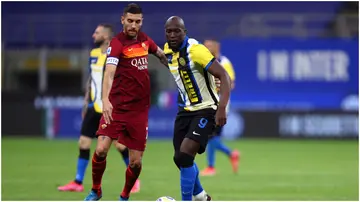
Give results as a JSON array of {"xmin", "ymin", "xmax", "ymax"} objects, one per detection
[
  {"xmin": 164, "ymin": 36, "xmax": 219, "ymax": 112},
  {"xmin": 88, "ymin": 48, "xmax": 106, "ymax": 113}
]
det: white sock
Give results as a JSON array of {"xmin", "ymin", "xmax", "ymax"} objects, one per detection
[{"xmin": 193, "ymin": 190, "xmax": 207, "ymax": 201}]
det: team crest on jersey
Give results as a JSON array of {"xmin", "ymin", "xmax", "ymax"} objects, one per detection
[
  {"xmin": 101, "ymin": 124, "xmax": 107, "ymax": 129},
  {"xmin": 106, "ymin": 47, "xmax": 112, "ymax": 55},
  {"xmin": 141, "ymin": 42, "xmax": 148, "ymax": 51},
  {"xmin": 179, "ymin": 57, "xmax": 186, "ymax": 66}
]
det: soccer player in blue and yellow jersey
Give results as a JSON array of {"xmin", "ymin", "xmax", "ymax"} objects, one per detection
[
  {"xmin": 200, "ymin": 39, "xmax": 240, "ymax": 177},
  {"xmin": 164, "ymin": 16, "xmax": 231, "ymax": 201},
  {"xmin": 58, "ymin": 24, "xmax": 140, "ymax": 193}
]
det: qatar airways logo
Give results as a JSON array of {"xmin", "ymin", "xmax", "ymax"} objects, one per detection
[{"xmin": 131, "ymin": 57, "xmax": 148, "ymax": 70}]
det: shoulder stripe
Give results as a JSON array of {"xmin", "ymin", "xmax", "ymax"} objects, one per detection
[{"xmin": 204, "ymin": 58, "xmax": 215, "ymax": 71}]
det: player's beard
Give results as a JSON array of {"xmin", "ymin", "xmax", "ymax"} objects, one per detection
[
  {"xmin": 94, "ymin": 39, "xmax": 105, "ymax": 48},
  {"xmin": 168, "ymin": 41, "xmax": 181, "ymax": 51},
  {"xmin": 126, "ymin": 28, "xmax": 138, "ymax": 38}
]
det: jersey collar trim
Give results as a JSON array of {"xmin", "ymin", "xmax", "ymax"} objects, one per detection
[{"xmin": 179, "ymin": 36, "xmax": 189, "ymax": 50}]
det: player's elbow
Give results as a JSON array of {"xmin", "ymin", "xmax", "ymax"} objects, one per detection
[{"xmin": 219, "ymin": 70, "xmax": 231, "ymax": 84}]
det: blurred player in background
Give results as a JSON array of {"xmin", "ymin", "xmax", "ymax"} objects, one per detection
[
  {"xmin": 164, "ymin": 16, "xmax": 231, "ymax": 201},
  {"xmin": 58, "ymin": 24, "xmax": 141, "ymax": 193},
  {"xmin": 200, "ymin": 39, "xmax": 240, "ymax": 176},
  {"xmin": 84, "ymin": 3, "xmax": 168, "ymax": 201}
]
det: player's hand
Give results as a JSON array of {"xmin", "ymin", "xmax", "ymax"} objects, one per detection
[
  {"xmin": 215, "ymin": 106, "xmax": 227, "ymax": 127},
  {"xmin": 102, "ymin": 99, "xmax": 113, "ymax": 124}
]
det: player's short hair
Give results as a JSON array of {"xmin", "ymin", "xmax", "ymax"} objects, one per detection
[
  {"xmin": 99, "ymin": 23, "xmax": 114, "ymax": 38},
  {"xmin": 123, "ymin": 3, "xmax": 142, "ymax": 15}
]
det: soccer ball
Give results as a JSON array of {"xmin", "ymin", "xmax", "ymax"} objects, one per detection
[{"xmin": 156, "ymin": 196, "xmax": 176, "ymax": 201}]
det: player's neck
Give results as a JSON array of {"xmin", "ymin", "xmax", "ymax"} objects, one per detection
[
  {"xmin": 123, "ymin": 30, "xmax": 138, "ymax": 40},
  {"xmin": 100, "ymin": 43, "xmax": 109, "ymax": 54},
  {"xmin": 171, "ymin": 36, "xmax": 188, "ymax": 52},
  {"xmin": 171, "ymin": 46, "xmax": 180, "ymax": 52}
]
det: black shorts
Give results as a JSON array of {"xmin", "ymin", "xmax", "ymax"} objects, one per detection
[
  {"xmin": 80, "ymin": 107, "xmax": 102, "ymax": 138},
  {"xmin": 173, "ymin": 108, "xmax": 216, "ymax": 154}
]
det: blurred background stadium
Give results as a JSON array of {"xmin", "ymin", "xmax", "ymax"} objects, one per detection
[{"xmin": 1, "ymin": 1, "xmax": 359, "ymax": 201}]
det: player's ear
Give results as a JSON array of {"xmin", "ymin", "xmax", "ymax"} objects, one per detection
[{"xmin": 121, "ymin": 15, "xmax": 125, "ymax": 25}]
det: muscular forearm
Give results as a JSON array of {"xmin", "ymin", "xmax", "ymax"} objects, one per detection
[
  {"xmin": 102, "ymin": 70, "xmax": 115, "ymax": 101},
  {"xmin": 84, "ymin": 77, "xmax": 91, "ymax": 102},
  {"xmin": 154, "ymin": 47, "xmax": 168, "ymax": 67},
  {"xmin": 218, "ymin": 73, "xmax": 231, "ymax": 109},
  {"xmin": 157, "ymin": 54, "xmax": 168, "ymax": 67}
]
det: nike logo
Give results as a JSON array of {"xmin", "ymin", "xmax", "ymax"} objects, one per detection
[
  {"xmin": 193, "ymin": 131, "xmax": 200, "ymax": 136},
  {"xmin": 182, "ymin": 191, "xmax": 191, "ymax": 195}
]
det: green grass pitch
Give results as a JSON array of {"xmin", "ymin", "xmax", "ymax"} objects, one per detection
[{"xmin": 1, "ymin": 137, "xmax": 359, "ymax": 201}]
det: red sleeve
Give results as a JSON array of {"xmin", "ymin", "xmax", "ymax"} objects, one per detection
[
  {"xmin": 147, "ymin": 36, "xmax": 158, "ymax": 54},
  {"xmin": 106, "ymin": 38, "xmax": 123, "ymax": 66}
]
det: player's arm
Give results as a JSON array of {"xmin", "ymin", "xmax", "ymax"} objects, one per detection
[
  {"xmin": 191, "ymin": 44, "xmax": 231, "ymax": 125},
  {"xmin": 102, "ymin": 64, "xmax": 116, "ymax": 124},
  {"xmin": 148, "ymin": 37, "xmax": 168, "ymax": 67},
  {"xmin": 191, "ymin": 44, "xmax": 231, "ymax": 109},
  {"xmin": 103, "ymin": 39, "xmax": 122, "ymax": 100},
  {"xmin": 208, "ymin": 60, "xmax": 231, "ymax": 127},
  {"xmin": 84, "ymin": 76, "xmax": 91, "ymax": 103},
  {"xmin": 82, "ymin": 76, "xmax": 91, "ymax": 118},
  {"xmin": 154, "ymin": 47, "xmax": 168, "ymax": 67},
  {"xmin": 102, "ymin": 65, "xmax": 116, "ymax": 101},
  {"xmin": 222, "ymin": 61, "xmax": 236, "ymax": 90},
  {"xmin": 102, "ymin": 38, "xmax": 122, "ymax": 123},
  {"xmin": 208, "ymin": 61, "xmax": 231, "ymax": 110}
]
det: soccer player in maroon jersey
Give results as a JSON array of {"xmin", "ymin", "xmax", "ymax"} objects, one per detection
[
  {"xmin": 84, "ymin": 3, "xmax": 168, "ymax": 201},
  {"xmin": 57, "ymin": 24, "xmax": 135, "ymax": 193}
]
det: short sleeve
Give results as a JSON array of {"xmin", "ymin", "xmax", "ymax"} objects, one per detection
[
  {"xmin": 147, "ymin": 36, "xmax": 158, "ymax": 54},
  {"xmin": 189, "ymin": 44, "xmax": 215, "ymax": 70},
  {"xmin": 106, "ymin": 38, "xmax": 123, "ymax": 66}
]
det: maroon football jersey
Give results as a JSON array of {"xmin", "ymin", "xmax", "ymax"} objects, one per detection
[{"xmin": 106, "ymin": 31, "xmax": 158, "ymax": 112}]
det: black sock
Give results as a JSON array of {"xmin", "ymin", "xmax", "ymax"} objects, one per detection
[{"xmin": 120, "ymin": 148, "xmax": 129, "ymax": 159}]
